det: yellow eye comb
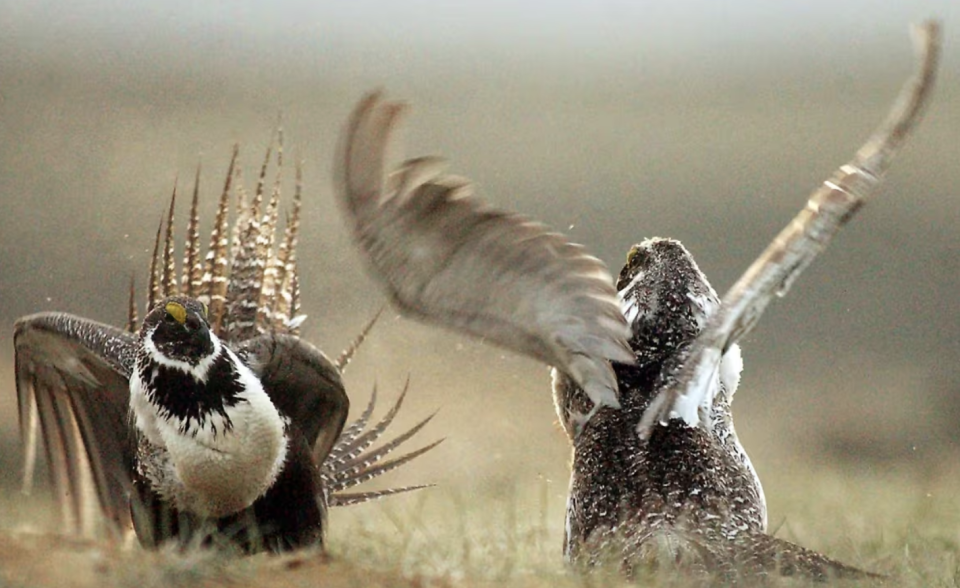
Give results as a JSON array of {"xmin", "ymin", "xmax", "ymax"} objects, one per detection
[{"xmin": 165, "ymin": 301, "xmax": 187, "ymax": 324}]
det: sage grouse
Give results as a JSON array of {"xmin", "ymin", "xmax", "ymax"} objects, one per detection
[
  {"xmin": 15, "ymin": 143, "xmax": 439, "ymax": 553},
  {"xmin": 334, "ymin": 23, "xmax": 939, "ymax": 582}
]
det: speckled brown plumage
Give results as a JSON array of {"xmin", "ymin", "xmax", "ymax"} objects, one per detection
[
  {"xmin": 333, "ymin": 22, "xmax": 939, "ymax": 585},
  {"xmin": 553, "ymin": 239, "xmax": 875, "ymax": 582}
]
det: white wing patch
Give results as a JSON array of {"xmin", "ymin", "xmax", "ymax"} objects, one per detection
[
  {"xmin": 719, "ymin": 343, "xmax": 743, "ymax": 400},
  {"xmin": 617, "ymin": 269, "xmax": 653, "ymax": 327}
]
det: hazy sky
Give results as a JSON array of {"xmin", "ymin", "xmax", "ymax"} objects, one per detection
[{"xmin": 3, "ymin": 1, "xmax": 957, "ymax": 71}]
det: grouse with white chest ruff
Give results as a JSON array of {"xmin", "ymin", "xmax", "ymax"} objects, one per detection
[{"xmin": 15, "ymin": 145, "xmax": 438, "ymax": 552}]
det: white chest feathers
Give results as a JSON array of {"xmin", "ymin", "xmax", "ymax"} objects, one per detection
[{"xmin": 130, "ymin": 337, "xmax": 289, "ymax": 518}]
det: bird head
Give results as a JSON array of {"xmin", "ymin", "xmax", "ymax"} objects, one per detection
[
  {"xmin": 141, "ymin": 297, "xmax": 216, "ymax": 367},
  {"xmin": 616, "ymin": 238, "xmax": 719, "ymax": 360}
]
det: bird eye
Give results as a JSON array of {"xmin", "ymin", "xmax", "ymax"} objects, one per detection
[{"xmin": 163, "ymin": 312, "xmax": 178, "ymax": 324}]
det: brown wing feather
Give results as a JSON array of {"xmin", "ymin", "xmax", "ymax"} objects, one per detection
[
  {"xmin": 15, "ymin": 313, "xmax": 138, "ymax": 537},
  {"xmin": 237, "ymin": 333, "xmax": 348, "ymax": 461},
  {"xmin": 335, "ymin": 92, "xmax": 633, "ymax": 414},
  {"xmin": 639, "ymin": 21, "xmax": 942, "ymax": 437}
]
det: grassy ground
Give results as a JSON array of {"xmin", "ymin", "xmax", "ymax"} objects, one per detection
[{"xmin": 2, "ymin": 462, "xmax": 959, "ymax": 588}]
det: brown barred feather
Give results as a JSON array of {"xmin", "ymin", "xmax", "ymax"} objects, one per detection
[
  {"xmin": 254, "ymin": 160, "xmax": 283, "ymax": 332},
  {"xmin": 327, "ymin": 440, "xmax": 442, "ymax": 495},
  {"xmin": 228, "ymin": 165, "xmax": 249, "ymax": 271},
  {"xmin": 160, "ymin": 180, "xmax": 177, "ymax": 297},
  {"xmin": 225, "ymin": 218, "xmax": 262, "ymax": 339},
  {"xmin": 181, "ymin": 163, "xmax": 203, "ymax": 298},
  {"xmin": 322, "ymin": 380, "xmax": 411, "ymax": 466},
  {"xmin": 275, "ymin": 162, "xmax": 303, "ymax": 328},
  {"xmin": 288, "ymin": 258, "xmax": 301, "ymax": 335},
  {"xmin": 328, "ymin": 485, "xmax": 434, "ymax": 507},
  {"xmin": 331, "ymin": 412, "xmax": 438, "ymax": 479},
  {"xmin": 275, "ymin": 154, "xmax": 306, "ymax": 333},
  {"xmin": 224, "ymin": 153, "xmax": 269, "ymax": 341},
  {"xmin": 335, "ymin": 307, "xmax": 383, "ymax": 372},
  {"xmin": 327, "ymin": 384, "xmax": 379, "ymax": 463},
  {"xmin": 202, "ymin": 144, "xmax": 237, "ymax": 335},
  {"xmin": 272, "ymin": 228, "xmax": 293, "ymax": 326},
  {"xmin": 127, "ymin": 275, "xmax": 137, "ymax": 333},
  {"xmin": 161, "ymin": 183, "xmax": 178, "ymax": 297},
  {"xmin": 146, "ymin": 216, "xmax": 163, "ymax": 314},
  {"xmin": 252, "ymin": 143, "xmax": 271, "ymax": 220}
]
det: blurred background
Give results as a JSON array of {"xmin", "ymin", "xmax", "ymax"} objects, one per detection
[{"xmin": 1, "ymin": 0, "xmax": 958, "ymax": 533}]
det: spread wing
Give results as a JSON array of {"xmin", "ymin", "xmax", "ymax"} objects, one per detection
[
  {"xmin": 638, "ymin": 21, "xmax": 941, "ymax": 437},
  {"xmin": 14, "ymin": 312, "xmax": 138, "ymax": 537},
  {"xmin": 237, "ymin": 333, "xmax": 349, "ymax": 461},
  {"xmin": 335, "ymin": 91, "xmax": 634, "ymax": 413},
  {"xmin": 237, "ymin": 334, "xmax": 440, "ymax": 506}
]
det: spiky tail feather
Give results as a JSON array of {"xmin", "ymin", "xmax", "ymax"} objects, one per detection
[
  {"xmin": 143, "ymin": 142, "xmax": 439, "ymax": 509},
  {"xmin": 323, "ymin": 382, "xmax": 442, "ymax": 505}
]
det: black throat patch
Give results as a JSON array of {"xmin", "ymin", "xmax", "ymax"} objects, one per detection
[{"xmin": 141, "ymin": 349, "xmax": 248, "ymax": 437}]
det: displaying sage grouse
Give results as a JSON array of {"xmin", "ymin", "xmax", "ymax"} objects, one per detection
[
  {"xmin": 15, "ymin": 142, "xmax": 439, "ymax": 553},
  {"xmin": 335, "ymin": 23, "xmax": 939, "ymax": 583}
]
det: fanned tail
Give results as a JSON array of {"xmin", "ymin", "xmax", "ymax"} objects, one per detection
[
  {"xmin": 323, "ymin": 382, "xmax": 441, "ymax": 506},
  {"xmin": 146, "ymin": 139, "xmax": 304, "ymax": 343},
  {"xmin": 324, "ymin": 380, "xmax": 410, "ymax": 464},
  {"xmin": 201, "ymin": 144, "xmax": 237, "ymax": 334},
  {"xmin": 141, "ymin": 139, "xmax": 436, "ymax": 509},
  {"xmin": 224, "ymin": 145, "xmax": 271, "ymax": 341}
]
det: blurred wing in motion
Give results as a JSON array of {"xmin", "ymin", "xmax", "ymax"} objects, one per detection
[
  {"xmin": 639, "ymin": 21, "xmax": 942, "ymax": 437},
  {"xmin": 335, "ymin": 92, "xmax": 634, "ymax": 418},
  {"xmin": 15, "ymin": 313, "xmax": 138, "ymax": 537}
]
